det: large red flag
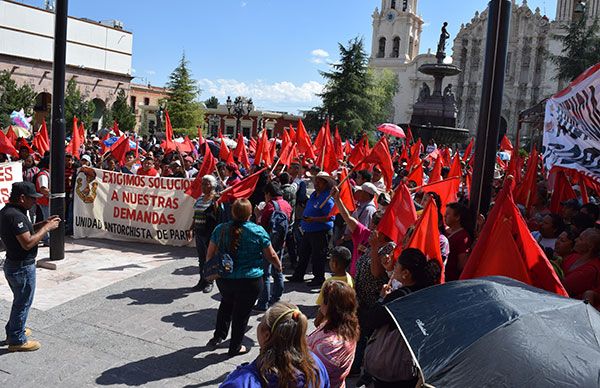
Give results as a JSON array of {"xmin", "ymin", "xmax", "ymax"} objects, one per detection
[
  {"xmin": 112, "ymin": 120, "xmax": 121, "ymax": 137},
  {"xmin": 399, "ymin": 145, "xmax": 409, "ymax": 162},
  {"xmin": 405, "ymin": 126, "xmax": 414, "ymax": 144},
  {"xmin": 219, "ymin": 137, "xmax": 231, "ymax": 161},
  {"xmin": 197, "ymin": 142, "xmax": 217, "ymax": 179},
  {"xmin": 514, "ymin": 147, "xmax": 539, "ymax": 210},
  {"xmin": 0, "ymin": 130, "xmax": 19, "ymax": 158},
  {"xmin": 377, "ymin": 184, "xmax": 417, "ymax": 246},
  {"xmin": 66, "ymin": 117, "xmax": 82, "ymax": 158},
  {"xmin": 428, "ymin": 157, "xmax": 443, "ymax": 184},
  {"xmin": 108, "ymin": 136, "xmax": 130, "ymax": 165},
  {"xmin": 440, "ymin": 147, "xmax": 452, "ymax": 167},
  {"xmin": 217, "ymin": 168, "xmax": 267, "ymax": 204},
  {"xmin": 296, "ymin": 120, "xmax": 316, "ymax": 160},
  {"xmin": 407, "ymin": 139, "xmax": 422, "ymax": 171},
  {"xmin": 461, "ymin": 176, "xmax": 568, "ymax": 296},
  {"xmin": 549, "ymin": 169, "xmax": 577, "ymax": 213},
  {"xmin": 363, "ymin": 137, "xmax": 394, "ymax": 190},
  {"xmin": 462, "ymin": 138, "xmax": 474, "ymax": 162},
  {"xmin": 448, "ymin": 153, "xmax": 461, "ymax": 178},
  {"xmin": 253, "ymin": 131, "xmax": 268, "ymax": 166},
  {"xmin": 234, "ymin": 134, "xmax": 251, "ymax": 169},
  {"xmin": 344, "ymin": 140, "xmax": 352, "ymax": 155},
  {"xmin": 278, "ymin": 141, "xmax": 295, "ymax": 167},
  {"xmin": 179, "ymin": 136, "xmax": 195, "ymax": 154},
  {"xmin": 161, "ymin": 111, "xmax": 177, "ymax": 153},
  {"xmin": 500, "ymin": 135, "xmax": 514, "ymax": 151},
  {"xmin": 406, "ymin": 199, "xmax": 444, "ymax": 283},
  {"xmin": 78, "ymin": 121, "xmax": 86, "ymax": 143},
  {"xmin": 288, "ymin": 125, "xmax": 296, "ymax": 143},
  {"xmin": 329, "ymin": 168, "xmax": 356, "ymax": 217},
  {"xmin": 409, "ymin": 138, "xmax": 422, "ymax": 158},
  {"xmin": 406, "ymin": 162, "xmax": 423, "ymax": 186},
  {"xmin": 348, "ymin": 134, "xmax": 370, "ymax": 169},
  {"xmin": 419, "ymin": 177, "xmax": 460, "ymax": 214},
  {"xmin": 33, "ymin": 121, "xmax": 50, "ymax": 155},
  {"xmin": 317, "ymin": 123, "xmax": 338, "ymax": 173},
  {"xmin": 5, "ymin": 126, "xmax": 17, "ymax": 146}
]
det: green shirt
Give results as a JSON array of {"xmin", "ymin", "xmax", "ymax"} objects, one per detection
[{"xmin": 211, "ymin": 221, "xmax": 271, "ymax": 279}]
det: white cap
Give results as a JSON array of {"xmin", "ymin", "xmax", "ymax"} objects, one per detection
[{"xmin": 355, "ymin": 182, "xmax": 379, "ymax": 197}]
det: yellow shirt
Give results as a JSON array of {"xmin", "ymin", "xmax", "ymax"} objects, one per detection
[{"xmin": 316, "ymin": 273, "xmax": 355, "ymax": 305}]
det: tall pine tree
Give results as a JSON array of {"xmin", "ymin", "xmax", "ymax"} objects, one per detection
[
  {"xmin": 111, "ymin": 89, "xmax": 136, "ymax": 133},
  {"xmin": 164, "ymin": 53, "xmax": 204, "ymax": 129},
  {"xmin": 552, "ymin": 17, "xmax": 600, "ymax": 82}
]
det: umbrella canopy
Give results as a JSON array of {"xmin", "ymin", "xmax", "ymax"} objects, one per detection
[
  {"xmin": 385, "ymin": 277, "xmax": 600, "ymax": 388},
  {"xmin": 377, "ymin": 123, "xmax": 406, "ymax": 138},
  {"xmin": 3, "ymin": 125, "xmax": 30, "ymax": 138}
]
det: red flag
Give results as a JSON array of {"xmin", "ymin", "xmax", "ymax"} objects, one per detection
[
  {"xmin": 348, "ymin": 134, "xmax": 370, "ymax": 169},
  {"xmin": 461, "ymin": 176, "xmax": 568, "ymax": 296},
  {"xmin": 419, "ymin": 177, "xmax": 460, "ymax": 214},
  {"xmin": 234, "ymin": 134, "xmax": 251, "ymax": 170},
  {"xmin": 406, "ymin": 199, "xmax": 444, "ymax": 283},
  {"xmin": 407, "ymin": 162, "xmax": 424, "ymax": 186},
  {"xmin": 448, "ymin": 153, "xmax": 461, "ymax": 178},
  {"xmin": 66, "ymin": 117, "xmax": 82, "ymax": 158},
  {"xmin": 33, "ymin": 121, "xmax": 50, "ymax": 155},
  {"xmin": 329, "ymin": 168, "xmax": 356, "ymax": 217},
  {"xmin": 500, "ymin": 135, "xmax": 513, "ymax": 151},
  {"xmin": 405, "ymin": 126, "xmax": 414, "ymax": 144},
  {"xmin": 496, "ymin": 155, "xmax": 508, "ymax": 171},
  {"xmin": 5, "ymin": 126, "xmax": 17, "ymax": 146},
  {"xmin": 296, "ymin": 119, "xmax": 316, "ymax": 160},
  {"xmin": 410, "ymin": 138, "xmax": 422, "ymax": 159},
  {"xmin": 179, "ymin": 136, "xmax": 195, "ymax": 154},
  {"xmin": 108, "ymin": 136, "xmax": 129, "ymax": 165},
  {"xmin": 78, "ymin": 121, "xmax": 86, "ymax": 142},
  {"xmin": 462, "ymin": 138, "xmax": 474, "ymax": 162},
  {"xmin": 0, "ymin": 130, "xmax": 19, "ymax": 158},
  {"xmin": 549, "ymin": 169, "xmax": 577, "ymax": 213},
  {"xmin": 267, "ymin": 139, "xmax": 277, "ymax": 166},
  {"xmin": 399, "ymin": 145, "xmax": 409, "ymax": 162},
  {"xmin": 514, "ymin": 147, "xmax": 539, "ymax": 210},
  {"xmin": 428, "ymin": 157, "xmax": 443, "ymax": 184},
  {"xmin": 217, "ymin": 167, "xmax": 267, "ymax": 204},
  {"xmin": 100, "ymin": 133, "xmax": 110, "ymax": 154},
  {"xmin": 197, "ymin": 142, "xmax": 217, "ymax": 179},
  {"xmin": 316, "ymin": 122, "xmax": 337, "ymax": 173},
  {"xmin": 288, "ymin": 125, "xmax": 296, "ymax": 142},
  {"xmin": 112, "ymin": 120, "xmax": 121, "ymax": 137},
  {"xmin": 440, "ymin": 147, "xmax": 452, "ymax": 167},
  {"xmin": 254, "ymin": 131, "xmax": 268, "ymax": 166},
  {"xmin": 219, "ymin": 137, "xmax": 231, "ymax": 161},
  {"xmin": 248, "ymin": 137, "xmax": 257, "ymax": 154},
  {"xmin": 363, "ymin": 137, "xmax": 394, "ymax": 190},
  {"xmin": 377, "ymin": 184, "xmax": 417, "ymax": 246},
  {"xmin": 15, "ymin": 138, "xmax": 34, "ymax": 156},
  {"xmin": 344, "ymin": 140, "xmax": 352, "ymax": 156},
  {"xmin": 161, "ymin": 111, "xmax": 177, "ymax": 153},
  {"xmin": 333, "ymin": 126, "xmax": 344, "ymax": 161}
]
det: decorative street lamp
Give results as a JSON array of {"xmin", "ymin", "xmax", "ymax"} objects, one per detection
[
  {"xmin": 207, "ymin": 114, "xmax": 220, "ymax": 137},
  {"xmin": 226, "ymin": 96, "xmax": 254, "ymax": 137}
]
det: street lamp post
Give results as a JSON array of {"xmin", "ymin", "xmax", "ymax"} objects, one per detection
[{"xmin": 226, "ymin": 96, "xmax": 254, "ymax": 138}]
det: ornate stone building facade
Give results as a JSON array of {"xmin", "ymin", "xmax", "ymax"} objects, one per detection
[
  {"xmin": 369, "ymin": 0, "xmax": 456, "ymax": 125},
  {"xmin": 452, "ymin": 0, "xmax": 600, "ymax": 136}
]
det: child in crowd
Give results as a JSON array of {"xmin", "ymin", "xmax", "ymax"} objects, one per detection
[{"xmin": 316, "ymin": 246, "xmax": 354, "ymax": 307}]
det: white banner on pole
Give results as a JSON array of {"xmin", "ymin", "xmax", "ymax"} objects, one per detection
[
  {"xmin": 73, "ymin": 168, "xmax": 195, "ymax": 246},
  {"xmin": 543, "ymin": 63, "xmax": 600, "ymax": 183},
  {"xmin": 0, "ymin": 162, "xmax": 23, "ymax": 210}
]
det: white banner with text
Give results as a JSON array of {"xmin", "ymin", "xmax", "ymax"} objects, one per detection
[{"xmin": 0, "ymin": 162, "xmax": 23, "ymax": 210}]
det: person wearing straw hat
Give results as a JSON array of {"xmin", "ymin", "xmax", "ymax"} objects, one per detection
[{"xmin": 287, "ymin": 172, "xmax": 335, "ymax": 287}]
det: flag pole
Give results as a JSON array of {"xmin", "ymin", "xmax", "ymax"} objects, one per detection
[{"xmin": 318, "ymin": 164, "xmax": 360, "ymax": 209}]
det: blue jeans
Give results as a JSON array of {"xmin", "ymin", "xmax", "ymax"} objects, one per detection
[
  {"xmin": 256, "ymin": 260, "xmax": 283, "ymax": 309},
  {"xmin": 4, "ymin": 262, "xmax": 36, "ymax": 345}
]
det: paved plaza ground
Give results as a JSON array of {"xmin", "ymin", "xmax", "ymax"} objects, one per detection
[{"xmin": 0, "ymin": 237, "xmax": 335, "ymax": 387}]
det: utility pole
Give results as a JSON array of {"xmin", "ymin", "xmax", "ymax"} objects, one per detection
[
  {"xmin": 470, "ymin": 0, "xmax": 512, "ymax": 220},
  {"xmin": 49, "ymin": 0, "xmax": 69, "ymax": 260}
]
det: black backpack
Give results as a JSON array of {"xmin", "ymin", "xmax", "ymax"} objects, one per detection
[{"xmin": 268, "ymin": 200, "xmax": 289, "ymax": 252}]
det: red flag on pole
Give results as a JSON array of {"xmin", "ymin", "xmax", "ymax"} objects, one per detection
[
  {"xmin": 549, "ymin": 169, "xmax": 577, "ymax": 213},
  {"xmin": 462, "ymin": 138, "xmax": 474, "ymax": 162},
  {"xmin": 197, "ymin": 142, "xmax": 217, "ymax": 179},
  {"xmin": 419, "ymin": 177, "xmax": 460, "ymax": 214},
  {"xmin": 363, "ymin": 137, "xmax": 394, "ymax": 190},
  {"xmin": 234, "ymin": 134, "xmax": 251, "ymax": 169},
  {"xmin": 161, "ymin": 111, "xmax": 177, "ymax": 153},
  {"xmin": 108, "ymin": 136, "xmax": 130, "ymax": 165},
  {"xmin": 461, "ymin": 176, "xmax": 568, "ymax": 296},
  {"xmin": 348, "ymin": 134, "xmax": 370, "ymax": 169},
  {"xmin": 377, "ymin": 184, "xmax": 417, "ymax": 246},
  {"xmin": 448, "ymin": 153, "xmax": 462, "ymax": 178},
  {"xmin": 5, "ymin": 126, "xmax": 17, "ymax": 146},
  {"xmin": 296, "ymin": 119, "xmax": 316, "ymax": 160},
  {"xmin": 78, "ymin": 121, "xmax": 86, "ymax": 143},
  {"xmin": 219, "ymin": 137, "xmax": 231, "ymax": 161},
  {"xmin": 329, "ymin": 168, "xmax": 356, "ymax": 217},
  {"xmin": 112, "ymin": 120, "xmax": 121, "ymax": 137},
  {"xmin": 217, "ymin": 167, "xmax": 267, "ymax": 204},
  {"xmin": 500, "ymin": 135, "xmax": 514, "ymax": 151},
  {"xmin": 33, "ymin": 121, "xmax": 50, "ymax": 155},
  {"xmin": 514, "ymin": 147, "xmax": 539, "ymax": 210},
  {"xmin": 333, "ymin": 126, "xmax": 344, "ymax": 161},
  {"xmin": 66, "ymin": 117, "xmax": 82, "ymax": 158},
  {"xmin": 428, "ymin": 157, "xmax": 443, "ymax": 184},
  {"xmin": 405, "ymin": 126, "xmax": 414, "ymax": 144},
  {"xmin": 406, "ymin": 199, "xmax": 444, "ymax": 283},
  {"xmin": 0, "ymin": 130, "xmax": 18, "ymax": 158},
  {"xmin": 407, "ymin": 162, "xmax": 423, "ymax": 186}
]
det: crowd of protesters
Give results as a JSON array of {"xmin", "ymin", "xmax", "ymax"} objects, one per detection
[{"xmin": 2, "ymin": 123, "xmax": 600, "ymax": 387}]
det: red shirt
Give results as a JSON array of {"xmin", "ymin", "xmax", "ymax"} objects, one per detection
[
  {"xmin": 137, "ymin": 167, "xmax": 159, "ymax": 177},
  {"xmin": 260, "ymin": 197, "xmax": 292, "ymax": 229},
  {"xmin": 561, "ymin": 253, "xmax": 600, "ymax": 299},
  {"xmin": 445, "ymin": 228, "xmax": 472, "ymax": 281}
]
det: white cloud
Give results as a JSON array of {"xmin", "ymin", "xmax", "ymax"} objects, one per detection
[
  {"xmin": 311, "ymin": 49, "xmax": 329, "ymax": 58},
  {"xmin": 145, "ymin": 70, "xmax": 156, "ymax": 75},
  {"xmin": 198, "ymin": 78, "xmax": 324, "ymax": 111}
]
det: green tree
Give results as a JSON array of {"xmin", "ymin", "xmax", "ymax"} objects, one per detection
[
  {"xmin": 0, "ymin": 71, "xmax": 37, "ymax": 128},
  {"xmin": 110, "ymin": 89, "xmax": 136, "ymax": 133},
  {"xmin": 64, "ymin": 78, "xmax": 95, "ymax": 134},
  {"xmin": 204, "ymin": 96, "xmax": 219, "ymax": 109},
  {"xmin": 368, "ymin": 68, "xmax": 398, "ymax": 126},
  {"xmin": 552, "ymin": 17, "xmax": 600, "ymax": 82},
  {"xmin": 165, "ymin": 53, "xmax": 204, "ymax": 129},
  {"xmin": 319, "ymin": 37, "xmax": 375, "ymax": 139}
]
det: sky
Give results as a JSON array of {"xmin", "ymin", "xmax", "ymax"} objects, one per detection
[{"xmin": 21, "ymin": 0, "xmax": 557, "ymax": 113}]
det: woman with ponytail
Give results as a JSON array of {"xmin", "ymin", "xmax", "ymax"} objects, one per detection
[
  {"xmin": 206, "ymin": 199, "xmax": 282, "ymax": 357},
  {"xmin": 221, "ymin": 302, "xmax": 330, "ymax": 387}
]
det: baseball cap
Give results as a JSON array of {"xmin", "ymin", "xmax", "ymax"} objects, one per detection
[
  {"xmin": 355, "ymin": 182, "xmax": 379, "ymax": 197},
  {"xmin": 81, "ymin": 154, "xmax": 92, "ymax": 163},
  {"xmin": 12, "ymin": 182, "xmax": 42, "ymax": 198}
]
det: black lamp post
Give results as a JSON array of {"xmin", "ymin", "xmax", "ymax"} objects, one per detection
[{"xmin": 226, "ymin": 96, "xmax": 254, "ymax": 138}]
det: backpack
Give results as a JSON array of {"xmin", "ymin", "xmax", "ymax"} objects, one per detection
[{"xmin": 269, "ymin": 200, "xmax": 289, "ymax": 252}]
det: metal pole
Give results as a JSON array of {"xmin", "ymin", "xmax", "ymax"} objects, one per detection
[
  {"xmin": 49, "ymin": 0, "xmax": 69, "ymax": 260},
  {"xmin": 469, "ymin": 0, "xmax": 511, "ymax": 219}
]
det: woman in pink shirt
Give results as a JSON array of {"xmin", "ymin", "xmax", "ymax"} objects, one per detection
[{"xmin": 307, "ymin": 281, "xmax": 359, "ymax": 388}]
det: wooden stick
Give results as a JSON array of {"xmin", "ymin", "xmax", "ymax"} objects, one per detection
[{"xmin": 317, "ymin": 165, "xmax": 358, "ymax": 209}]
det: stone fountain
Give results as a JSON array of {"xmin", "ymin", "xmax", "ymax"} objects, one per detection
[{"xmin": 409, "ymin": 22, "xmax": 470, "ymax": 143}]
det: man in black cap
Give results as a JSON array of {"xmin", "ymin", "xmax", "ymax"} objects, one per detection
[{"xmin": 0, "ymin": 182, "xmax": 60, "ymax": 352}]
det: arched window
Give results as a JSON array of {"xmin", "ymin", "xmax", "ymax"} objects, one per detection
[
  {"xmin": 392, "ymin": 37, "xmax": 400, "ymax": 58},
  {"xmin": 377, "ymin": 37, "xmax": 386, "ymax": 58},
  {"xmin": 391, "ymin": 0, "xmax": 397, "ymax": 9}
]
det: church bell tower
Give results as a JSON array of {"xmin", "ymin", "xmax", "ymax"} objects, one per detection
[{"xmin": 371, "ymin": 0, "xmax": 424, "ymax": 63}]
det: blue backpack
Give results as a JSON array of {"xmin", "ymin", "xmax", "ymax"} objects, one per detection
[{"xmin": 269, "ymin": 200, "xmax": 289, "ymax": 252}]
